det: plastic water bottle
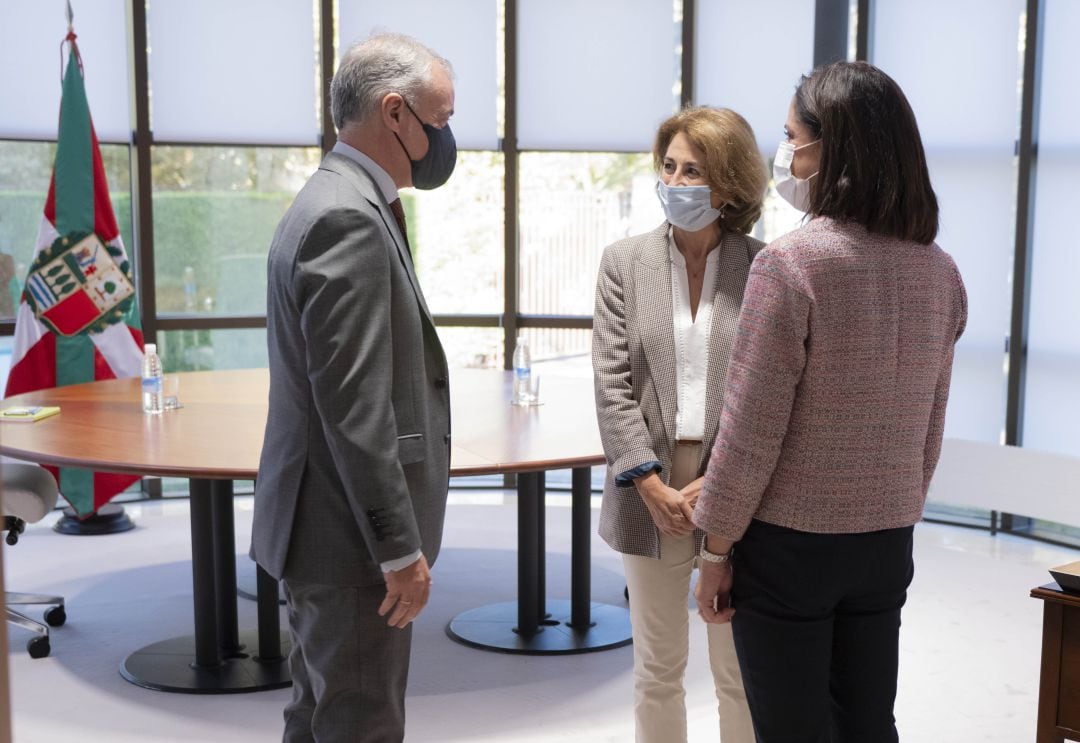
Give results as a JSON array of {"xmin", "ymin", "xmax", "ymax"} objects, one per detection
[
  {"xmin": 512, "ymin": 335, "xmax": 532, "ymax": 406},
  {"xmin": 142, "ymin": 343, "xmax": 164, "ymax": 414}
]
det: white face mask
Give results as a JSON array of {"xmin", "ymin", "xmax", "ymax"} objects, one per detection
[
  {"xmin": 773, "ymin": 140, "xmax": 820, "ymax": 212},
  {"xmin": 656, "ymin": 178, "xmax": 722, "ymax": 232}
]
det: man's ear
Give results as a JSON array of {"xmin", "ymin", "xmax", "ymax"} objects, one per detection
[{"xmin": 381, "ymin": 93, "xmax": 405, "ymax": 131}]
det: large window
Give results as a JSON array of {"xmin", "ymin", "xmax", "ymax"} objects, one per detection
[
  {"xmin": 157, "ymin": 328, "xmax": 268, "ymax": 373},
  {"xmin": 1024, "ymin": 0, "xmax": 1080, "ymax": 458},
  {"xmin": 517, "ymin": 0, "xmax": 679, "ymax": 152},
  {"xmin": 1, "ymin": 0, "xmax": 1077, "ymax": 540},
  {"xmin": 339, "ymin": 0, "xmax": 505, "ymax": 321},
  {"xmin": 0, "ymin": 141, "xmax": 133, "ymax": 320},
  {"xmin": 147, "ymin": 0, "xmax": 319, "ymax": 145},
  {"xmin": 151, "ymin": 146, "xmax": 319, "ymax": 317},
  {"xmin": 518, "ymin": 153, "xmax": 661, "ymax": 316},
  {"xmin": 409, "ymin": 152, "xmax": 505, "ymax": 315},
  {"xmin": 0, "ymin": 0, "xmax": 131, "ymax": 141},
  {"xmin": 873, "ymin": 0, "xmax": 1025, "ymax": 444}
]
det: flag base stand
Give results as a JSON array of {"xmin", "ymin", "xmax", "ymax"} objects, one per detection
[{"xmin": 53, "ymin": 503, "xmax": 135, "ymax": 535}]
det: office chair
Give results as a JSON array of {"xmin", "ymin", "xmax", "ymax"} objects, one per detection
[{"xmin": 3, "ymin": 463, "xmax": 66, "ymax": 658}]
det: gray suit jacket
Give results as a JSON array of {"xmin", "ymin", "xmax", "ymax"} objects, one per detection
[
  {"xmin": 592, "ymin": 222, "xmax": 764, "ymax": 559},
  {"xmin": 251, "ymin": 152, "xmax": 451, "ymax": 587}
]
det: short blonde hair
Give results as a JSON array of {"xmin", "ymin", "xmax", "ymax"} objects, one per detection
[{"xmin": 653, "ymin": 107, "xmax": 767, "ymax": 235}]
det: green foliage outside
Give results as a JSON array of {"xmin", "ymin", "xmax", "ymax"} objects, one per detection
[
  {"xmin": 0, "ymin": 184, "xmax": 421, "ymax": 372},
  {"xmin": 152, "ymin": 190, "xmax": 292, "ymax": 313}
]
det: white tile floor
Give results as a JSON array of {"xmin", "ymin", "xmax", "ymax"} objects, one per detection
[{"xmin": 5, "ymin": 492, "xmax": 1077, "ymax": 742}]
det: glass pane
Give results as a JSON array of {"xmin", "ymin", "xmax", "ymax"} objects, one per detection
[
  {"xmin": 1023, "ymin": 0, "xmax": 1080, "ymax": 457},
  {"xmin": 436, "ymin": 326, "xmax": 504, "ymax": 370},
  {"xmin": 406, "ymin": 151, "xmax": 504, "ymax": 314},
  {"xmin": 0, "ymin": 0, "xmax": 131, "ymax": 141},
  {"xmin": 1027, "ymin": 520, "xmax": 1080, "ymax": 549},
  {"xmin": 873, "ymin": 0, "xmax": 1024, "ymax": 443},
  {"xmin": 151, "ymin": 145, "xmax": 320, "ymax": 316},
  {"xmin": 695, "ymin": 0, "xmax": 815, "ymax": 159},
  {"xmin": 0, "ymin": 335, "xmax": 13, "ymax": 394},
  {"xmin": 760, "ymin": 187, "xmax": 807, "ymax": 244},
  {"xmin": 0, "ymin": 140, "xmax": 133, "ymax": 320},
  {"xmin": 518, "ymin": 152, "xmax": 663, "ymax": 315},
  {"xmin": 157, "ymin": 328, "xmax": 268, "ymax": 373},
  {"xmin": 923, "ymin": 502, "xmax": 993, "ymax": 530},
  {"xmin": 148, "ymin": 0, "xmax": 319, "ymax": 144},
  {"xmin": 519, "ymin": 327, "xmax": 592, "ymax": 379},
  {"xmin": 518, "ymin": 327, "xmax": 601, "ymax": 490},
  {"xmin": 339, "ymin": 0, "xmax": 500, "ymax": 150},
  {"xmin": 518, "ymin": 0, "xmax": 678, "ymax": 150}
]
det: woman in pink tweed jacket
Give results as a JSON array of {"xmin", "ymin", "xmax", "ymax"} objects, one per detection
[{"xmin": 690, "ymin": 62, "xmax": 967, "ymax": 743}]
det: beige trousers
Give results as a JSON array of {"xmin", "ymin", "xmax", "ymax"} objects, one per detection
[{"xmin": 621, "ymin": 443, "xmax": 754, "ymax": 743}]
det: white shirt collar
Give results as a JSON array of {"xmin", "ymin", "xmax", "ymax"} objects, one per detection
[
  {"xmin": 667, "ymin": 227, "xmax": 721, "ymax": 267},
  {"xmin": 331, "ymin": 141, "xmax": 399, "ymax": 204}
]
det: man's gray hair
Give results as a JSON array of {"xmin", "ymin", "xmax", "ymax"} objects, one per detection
[{"xmin": 331, "ymin": 33, "xmax": 453, "ymax": 130}]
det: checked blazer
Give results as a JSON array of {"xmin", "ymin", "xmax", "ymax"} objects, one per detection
[{"xmin": 592, "ymin": 221, "xmax": 764, "ymax": 559}]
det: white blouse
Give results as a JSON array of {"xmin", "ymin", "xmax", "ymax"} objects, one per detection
[{"xmin": 668, "ymin": 230, "xmax": 718, "ymax": 442}]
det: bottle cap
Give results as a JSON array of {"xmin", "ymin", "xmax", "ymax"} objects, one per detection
[{"xmin": 145, "ymin": 343, "xmax": 157, "ymax": 355}]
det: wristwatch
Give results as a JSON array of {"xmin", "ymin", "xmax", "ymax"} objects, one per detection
[{"xmin": 699, "ymin": 543, "xmax": 732, "ymax": 564}]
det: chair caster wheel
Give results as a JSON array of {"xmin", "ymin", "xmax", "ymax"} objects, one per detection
[
  {"xmin": 27, "ymin": 636, "xmax": 50, "ymax": 659},
  {"xmin": 44, "ymin": 606, "xmax": 66, "ymax": 627}
]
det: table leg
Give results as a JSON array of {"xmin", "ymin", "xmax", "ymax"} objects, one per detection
[
  {"xmin": 516, "ymin": 471, "xmax": 541, "ymax": 636},
  {"xmin": 211, "ymin": 480, "xmax": 242, "ymax": 656},
  {"xmin": 191, "ymin": 478, "xmax": 222, "ymax": 668},
  {"xmin": 445, "ymin": 468, "xmax": 631, "ymax": 655},
  {"xmin": 256, "ymin": 564, "xmax": 284, "ymax": 662},
  {"xmin": 119, "ymin": 477, "xmax": 292, "ymax": 693},
  {"xmin": 569, "ymin": 467, "xmax": 593, "ymax": 630},
  {"xmin": 536, "ymin": 471, "xmax": 547, "ymax": 618}
]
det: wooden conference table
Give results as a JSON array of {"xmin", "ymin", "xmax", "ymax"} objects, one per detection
[{"xmin": 0, "ymin": 368, "xmax": 630, "ymax": 694}]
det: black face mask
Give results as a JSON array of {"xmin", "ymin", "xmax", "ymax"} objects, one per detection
[{"xmin": 393, "ymin": 98, "xmax": 456, "ymax": 190}]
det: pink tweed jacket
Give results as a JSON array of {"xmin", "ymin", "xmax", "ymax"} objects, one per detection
[{"xmin": 692, "ymin": 217, "xmax": 967, "ymax": 542}]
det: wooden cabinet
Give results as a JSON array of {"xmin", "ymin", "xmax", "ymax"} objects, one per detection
[{"xmin": 1032, "ymin": 584, "xmax": 1080, "ymax": 743}]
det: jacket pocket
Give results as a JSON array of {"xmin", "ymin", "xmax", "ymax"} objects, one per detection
[{"xmin": 396, "ymin": 433, "xmax": 427, "ymax": 464}]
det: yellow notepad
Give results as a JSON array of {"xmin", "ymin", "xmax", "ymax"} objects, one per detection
[{"xmin": 0, "ymin": 406, "xmax": 61, "ymax": 423}]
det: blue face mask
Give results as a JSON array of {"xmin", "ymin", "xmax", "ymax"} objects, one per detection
[
  {"xmin": 656, "ymin": 178, "xmax": 722, "ymax": 232},
  {"xmin": 394, "ymin": 99, "xmax": 457, "ymax": 190}
]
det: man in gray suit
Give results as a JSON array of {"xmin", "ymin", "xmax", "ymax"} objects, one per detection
[{"xmin": 250, "ymin": 33, "xmax": 456, "ymax": 743}]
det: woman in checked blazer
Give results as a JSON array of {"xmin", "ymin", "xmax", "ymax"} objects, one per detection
[{"xmin": 592, "ymin": 107, "xmax": 767, "ymax": 743}]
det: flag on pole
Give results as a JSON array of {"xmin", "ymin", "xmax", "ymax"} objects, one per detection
[{"xmin": 4, "ymin": 20, "xmax": 144, "ymax": 517}]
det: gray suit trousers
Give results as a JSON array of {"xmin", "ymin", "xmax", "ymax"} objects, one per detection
[{"xmin": 282, "ymin": 579, "xmax": 412, "ymax": 743}]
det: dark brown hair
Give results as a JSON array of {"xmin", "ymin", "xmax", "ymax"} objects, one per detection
[
  {"xmin": 653, "ymin": 106, "xmax": 767, "ymax": 235},
  {"xmin": 794, "ymin": 61, "xmax": 939, "ymax": 244}
]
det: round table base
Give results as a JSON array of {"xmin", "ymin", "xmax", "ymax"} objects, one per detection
[
  {"xmin": 120, "ymin": 630, "xmax": 291, "ymax": 694},
  {"xmin": 446, "ymin": 600, "xmax": 632, "ymax": 655},
  {"xmin": 53, "ymin": 504, "xmax": 135, "ymax": 536}
]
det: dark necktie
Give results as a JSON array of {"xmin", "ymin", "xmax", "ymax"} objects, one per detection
[{"xmin": 389, "ymin": 198, "xmax": 411, "ymax": 257}]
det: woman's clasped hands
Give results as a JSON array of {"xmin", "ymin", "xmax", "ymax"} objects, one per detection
[{"xmin": 634, "ymin": 471, "xmax": 699, "ymax": 537}]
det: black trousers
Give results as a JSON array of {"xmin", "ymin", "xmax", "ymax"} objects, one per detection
[{"xmin": 731, "ymin": 519, "xmax": 915, "ymax": 743}]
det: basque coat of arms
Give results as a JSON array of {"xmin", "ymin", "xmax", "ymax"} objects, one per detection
[{"xmin": 23, "ymin": 231, "xmax": 136, "ymax": 337}]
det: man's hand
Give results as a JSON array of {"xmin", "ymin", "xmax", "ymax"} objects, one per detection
[
  {"xmin": 635, "ymin": 471, "xmax": 694, "ymax": 537},
  {"xmin": 378, "ymin": 554, "xmax": 432, "ymax": 629},
  {"xmin": 695, "ymin": 560, "xmax": 735, "ymax": 624}
]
